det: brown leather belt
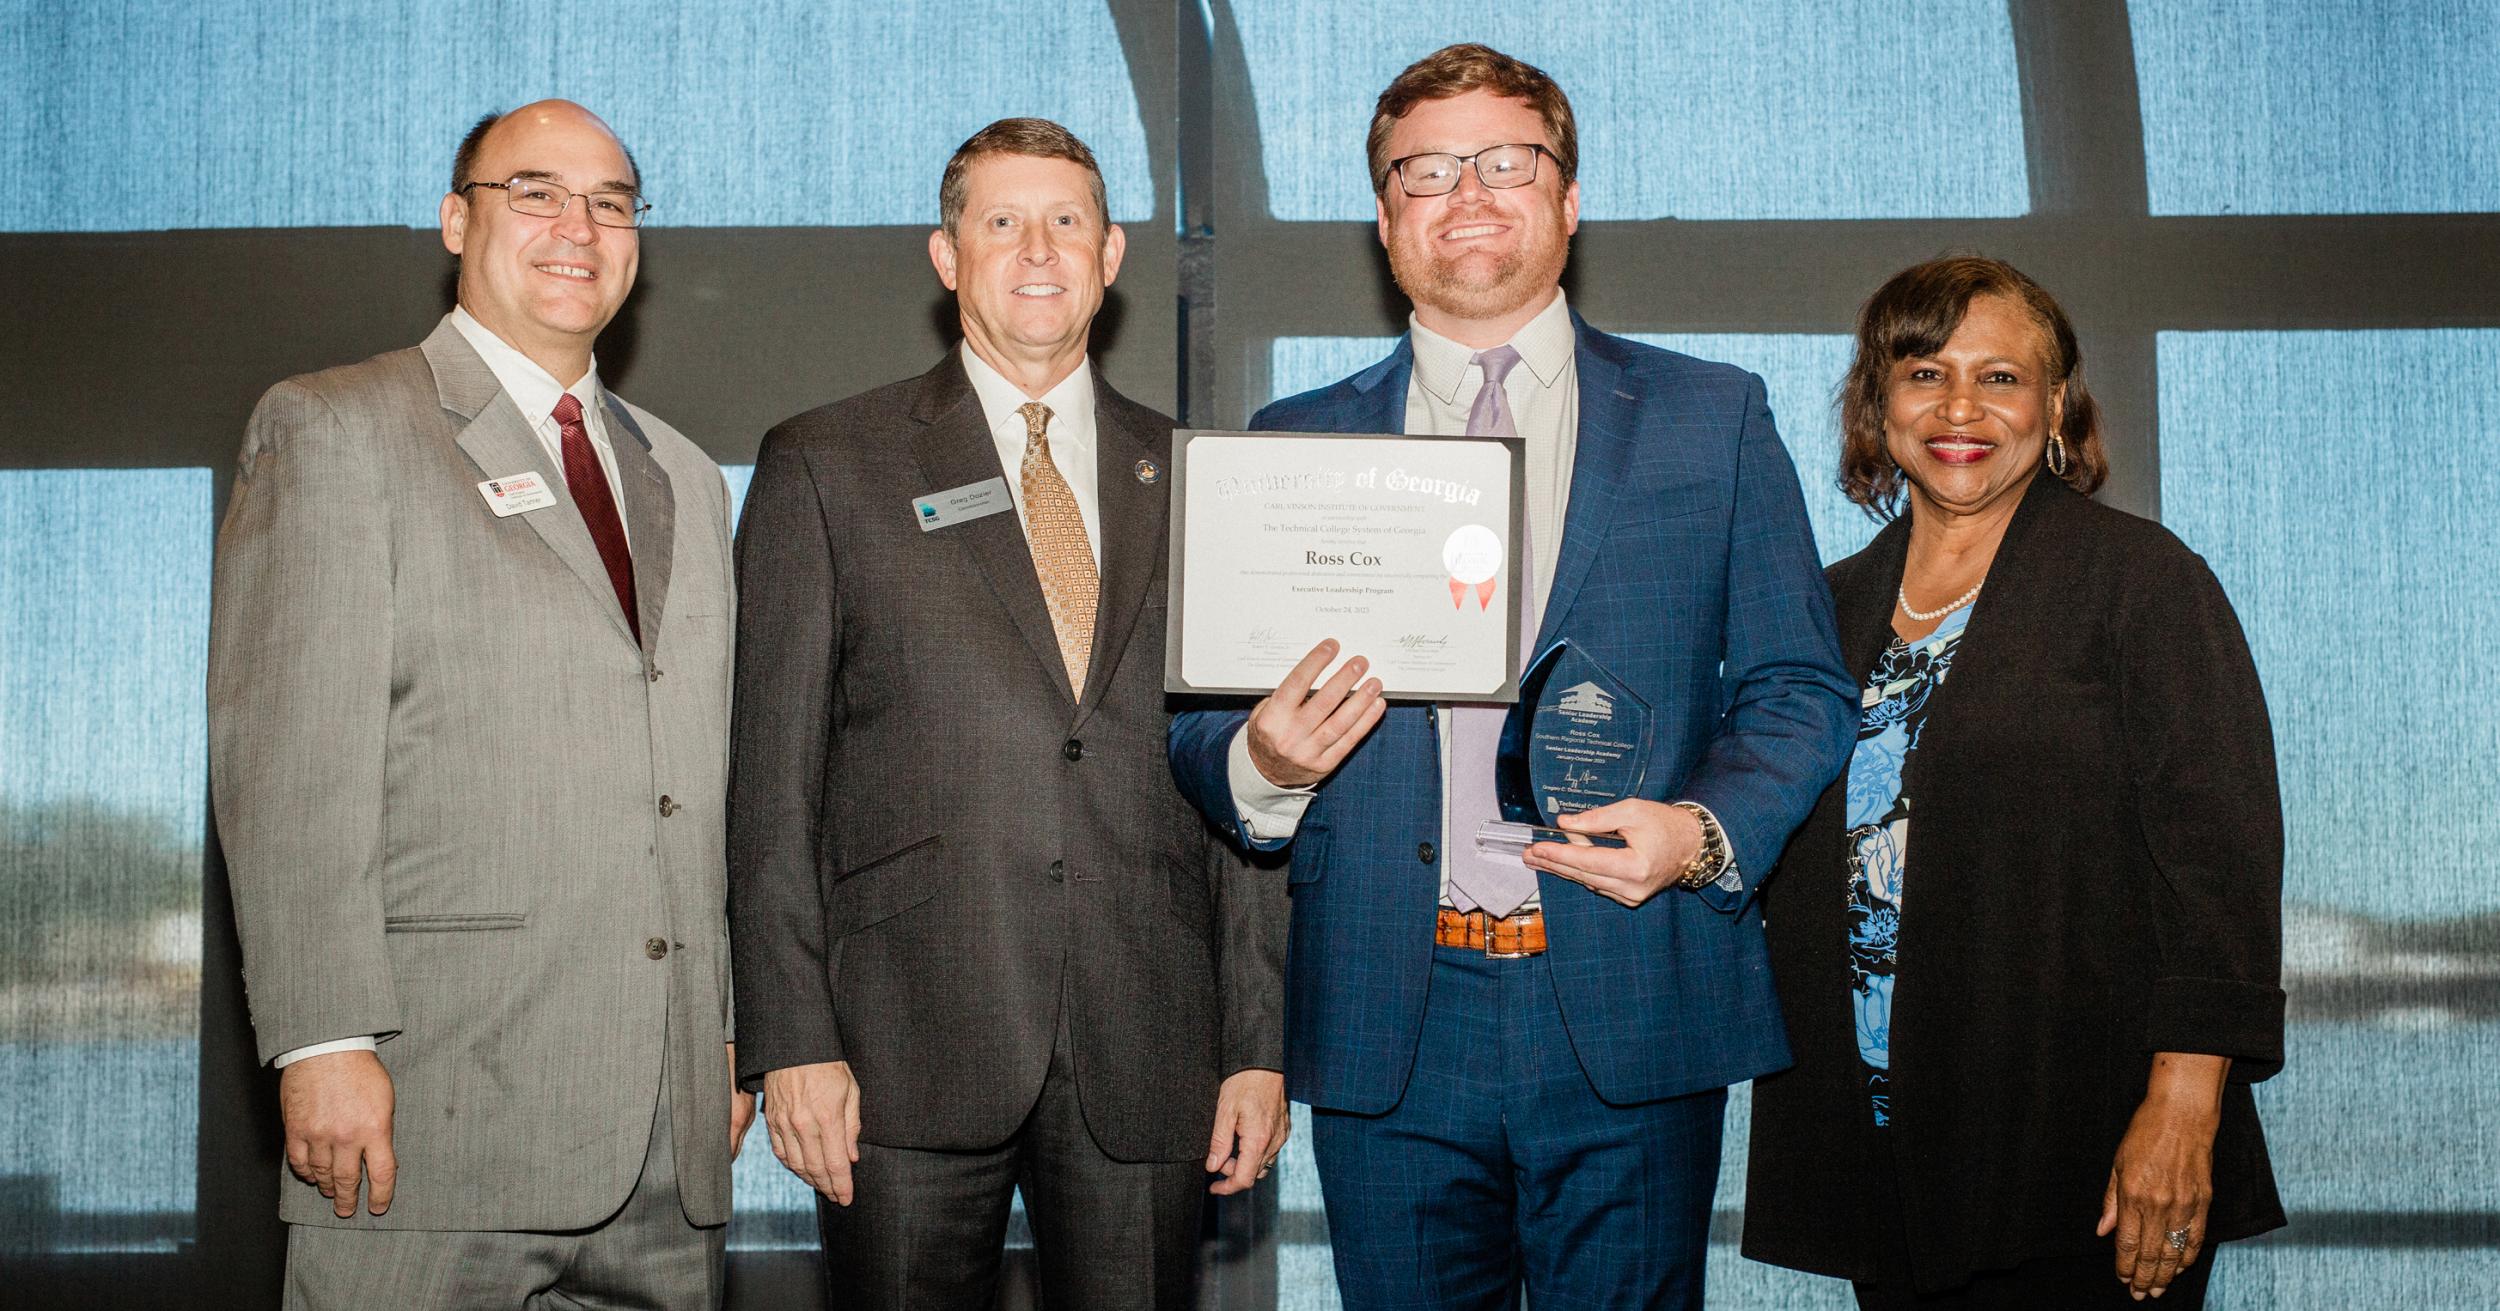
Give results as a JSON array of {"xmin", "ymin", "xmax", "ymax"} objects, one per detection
[{"xmin": 1436, "ymin": 906, "xmax": 1547, "ymax": 957}]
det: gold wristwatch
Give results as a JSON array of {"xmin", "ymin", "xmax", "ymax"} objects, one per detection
[{"xmin": 1670, "ymin": 801, "xmax": 1730, "ymax": 891}]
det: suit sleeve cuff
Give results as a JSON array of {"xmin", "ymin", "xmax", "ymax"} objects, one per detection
[
  {"xmin": 735, "ymin": 1036, "xmax": 848, "ymax": 1093},
  {"xmin": 1228, "ymin": 732, "xmax": 1315, "ymax": 842},
  {"xmin": 1224, "ymin": 1017, "xmax": 1288, "ymax": 1076},
  {"xmin": 272, "ymin": 1035, "xmax": 379, "ymax": 1069}
]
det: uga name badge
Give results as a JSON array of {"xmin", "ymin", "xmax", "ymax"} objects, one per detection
[{"xmin": 478, "ymin": 472, "xmax": 558, "ymax": 517}]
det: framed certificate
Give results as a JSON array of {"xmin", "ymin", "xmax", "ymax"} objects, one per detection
[{"xmin": 1164, "ymin": 429, "xmax": 1527, "ymax": 701}]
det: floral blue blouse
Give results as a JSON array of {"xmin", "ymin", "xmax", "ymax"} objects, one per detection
[{"xmin": 1843, "ymin": 605, "xmax": 1973, "ymax": 1128}]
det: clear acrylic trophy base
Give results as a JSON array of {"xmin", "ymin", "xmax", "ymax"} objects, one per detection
[{"xmin": 1475, "ymin": 821, "xmax": 1630, "ymax": 860}]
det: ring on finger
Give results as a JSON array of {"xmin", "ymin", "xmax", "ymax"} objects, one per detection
[{"xmin": 2164, "ymin": 1228, "xmax": 2190, "ymax": 1252}]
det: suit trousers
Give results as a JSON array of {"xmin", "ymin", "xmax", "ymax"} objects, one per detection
[
  {"xmin": 283, "ymin": 1061, "xmax": 722, "ymax": 1310},
  {"xmin": 1311, "ymin": 946, "xmax": 1727, "ymax": 1311},
  {"xmin": 815, "ymin": 1005, "xmax": 1205, "ymax": 1310}
]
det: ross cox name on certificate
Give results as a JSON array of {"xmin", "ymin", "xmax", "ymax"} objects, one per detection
[{"xmin": 1166, "ymin": 432, "xmax": 1526, "ymax": 702}]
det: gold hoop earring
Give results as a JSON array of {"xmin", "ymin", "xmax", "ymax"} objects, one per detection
[{"xmin": 2046, "ymin": 431, "xmax": 2071, "ymax": 478}]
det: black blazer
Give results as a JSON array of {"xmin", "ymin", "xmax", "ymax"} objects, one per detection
[
  {"xmin": 726, "ymin": 353, "xmax": 1285, "ymax": 1161},
  {"xmin": 1743, "ymin": 475, "xmax": 2286, "ymax": 1289}
]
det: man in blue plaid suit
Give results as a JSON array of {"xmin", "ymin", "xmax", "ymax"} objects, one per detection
[{"xmin": 1167, "ymin": 44, "xmax": 1854, "ymax": 1309}]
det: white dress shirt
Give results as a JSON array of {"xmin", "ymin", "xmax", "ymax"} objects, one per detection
[
  {"xmin": 449, "ymin": 306, "xmax": 630, "ymax": 548},
  {"xmin": 272, "ymin": 308, "xmax": 629, "ymax": 1070},
  {"xmin": 1222, "ymin": 291, "xmax": 1735, "ymax": 906},
  {"xmin": 960, "ymin": 344, "xmax": 1103, "ymax": 568}
]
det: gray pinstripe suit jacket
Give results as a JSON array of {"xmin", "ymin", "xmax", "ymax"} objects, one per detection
[{"xmin": 208, "ymin": 316, "xmax": 736, "ymax": 1230}]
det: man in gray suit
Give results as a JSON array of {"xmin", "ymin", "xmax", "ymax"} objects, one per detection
[
  {"xmin": 209, "ymin": 100, "xmax": 750, "ymax": 1308},
  {"xmin": 729, "ymin": 117, "xmax": 1288, "ymax": 1309}
]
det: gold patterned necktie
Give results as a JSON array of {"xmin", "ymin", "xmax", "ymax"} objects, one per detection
[{"xmin": 1016, "ymin": 401, "xmax": 1099, "ymax": 695}]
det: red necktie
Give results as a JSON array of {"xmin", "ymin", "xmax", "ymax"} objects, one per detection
[{"xmin": 551, "ymin": 393, "xmax": 639, "ymax": 645}]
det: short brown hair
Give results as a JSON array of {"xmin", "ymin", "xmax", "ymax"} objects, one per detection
[
  {"xmin": 938, "ymin": 117, "xmax": 1109, "ymax": 237},
  {"xmin": 1367, "ymin": 44, "xmax": 1578, "ymax": 197},
  {"xmin": 1838, "ymin": 255, "xmax": 2107, "ymax": 517}
]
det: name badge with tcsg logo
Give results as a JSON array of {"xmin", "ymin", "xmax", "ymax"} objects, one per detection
[{"xmin": 912, "ymin": 477, "xmax": 1013, "ymax": 532}]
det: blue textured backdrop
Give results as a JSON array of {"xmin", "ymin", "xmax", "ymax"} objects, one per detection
[
  {"xmin": 2158, "ymin": 329, "xmax": 2500, "ymax": 919},
  {"xmin": 0, "ymin": 470, "xmax": 210, "ymax": 1251},
  {"xmin": 2131, "ymin": 0, "xmax": 2500, "ymax": 215},
  {"xmin": 0, "ymin": 0, "xmax": 1155, "ymax": 231},
  {"xmin": 1232, "ymin": 0, "xmax": 2029, "ymax": 221}
]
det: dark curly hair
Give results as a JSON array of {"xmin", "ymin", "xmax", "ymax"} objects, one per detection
[{"xmin": 1838, "ymin": 255, "xmax": 2106, "ymax": 518}]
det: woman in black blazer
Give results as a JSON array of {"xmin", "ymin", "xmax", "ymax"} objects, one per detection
[{"xmin": 1743, "ymin": 257, "xmax": 2285, "ymax": 1309}]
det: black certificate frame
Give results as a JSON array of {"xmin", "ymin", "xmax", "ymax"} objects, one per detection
[{"xmin": 1163, "ymin": 428, "xmax": 1530, "ymax": 703}]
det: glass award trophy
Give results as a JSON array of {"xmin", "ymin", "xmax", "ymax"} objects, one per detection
[{"xmin": 1475, "ymin": 640, "xmax": 1652, "ymax": 858}]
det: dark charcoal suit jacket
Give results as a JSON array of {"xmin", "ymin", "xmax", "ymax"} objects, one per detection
[{"xmin": 727, "ymin": 351, "xmax": 1284, "ymax": 1162}]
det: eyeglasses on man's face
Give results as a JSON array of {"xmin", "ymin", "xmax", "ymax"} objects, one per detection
[
  {"xmin": 1383, "ymin": 143, "xmax": 1556, "ymax": 198},
  {"xmin": 458, "ymin": 176, "xmax": 650, "ymax": 229}
]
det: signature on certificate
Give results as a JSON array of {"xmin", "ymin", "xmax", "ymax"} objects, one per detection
[{"xmin": 1394, "ymin": 633, "xmax": 1449, "ymax": 651}]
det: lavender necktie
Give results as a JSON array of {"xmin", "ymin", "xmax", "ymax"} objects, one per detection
[{"xmin": 1444, "ymin": 346, "xmax": 1539, "ymax": 917}]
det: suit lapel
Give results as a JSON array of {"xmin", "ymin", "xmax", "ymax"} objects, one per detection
[
  {"xmin": 907, "ymin": 354, "xmax": 1077, "ymax": 705},
  {"xmin": 605, "ymin": 396, "xmax": 675, "ymax": 656},
  {"xmin": 1535, "ymin": 324, "xmax": 1634, "ymax": 649},
  {"xmin": 426, "ymin": 320, "xmax": 639, "ymax": 649},
  {"xmin": 1351, "ymin": 341, "xmax": 1414, "ymax": 435},
  {"xmin": 1074, "ymin": 382, "xmax": 1165, "ymax": 727}
]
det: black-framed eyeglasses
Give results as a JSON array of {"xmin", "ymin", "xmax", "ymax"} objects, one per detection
[
  {"xmin": 1383, "ymin": 143, "xmax": 1556, "ymax": 197},
  {"xmin": 458, "ymin": 177, "xmax": 651, "ymax": 229}
]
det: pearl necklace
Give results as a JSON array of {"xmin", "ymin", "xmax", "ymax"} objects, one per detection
[{"xmin": 1897, "ymin": 579, "xmax": 1984, "ymax": 622}]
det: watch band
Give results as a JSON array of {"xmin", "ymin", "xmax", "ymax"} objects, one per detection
[{"xmin": 1670, "ymin": 801, "xmax": 1729, "ymax": 891}]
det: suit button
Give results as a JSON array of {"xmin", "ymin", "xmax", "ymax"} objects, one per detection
[
  {"xmin": 658, "ymin": 795, "xmax": 678, "ymax": 817},
  {"xmin": 645, "ymin": 938, "xmax": 668, "ymax": 960},
  {"xmin": 648, "ymin": 666, "xmax": 663, "ymax": 683},
  {"xmin": 1047, "ymin": 859, "xmax": 1065, "ymax": 883},
  {"xmin": 1062, "ymin": 739, "xmax": 1084, "ymax": 762},
  {"xmin": 1418, "ymin": 842, "xmax": 1437, "ymax": 864}
]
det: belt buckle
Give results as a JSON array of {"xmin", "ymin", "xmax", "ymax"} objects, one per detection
[{"xmin": 1482, "ymin": 913, "xmax": 1534, "ymax": 959}]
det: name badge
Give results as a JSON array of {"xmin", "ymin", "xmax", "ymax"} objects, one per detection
[
  {"xmin": 478, "ymin": 472, "xmax": 558, "ymax": 517},
  {"xmin": 912, "ymin": 477, "xmax": 1013, "ymax": 532}
]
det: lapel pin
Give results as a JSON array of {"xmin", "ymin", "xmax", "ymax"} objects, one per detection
[{"xmin": 1134, "ymin": 459, "xmax": 1161, "ymax": 485}]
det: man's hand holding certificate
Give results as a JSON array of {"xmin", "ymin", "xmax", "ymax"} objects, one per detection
[
  {"xmin": 1239, "ymin": 638, "xmax": 1387, "ymax": 789},
  {"xmin": 1164, "ymin": 430, "xmax": 1527, "ymax": 701}
]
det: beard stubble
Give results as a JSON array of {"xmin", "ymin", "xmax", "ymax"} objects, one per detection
[{"xmin": 1385, "ymin": 191, "xmax": 1572, "ymax": 325}]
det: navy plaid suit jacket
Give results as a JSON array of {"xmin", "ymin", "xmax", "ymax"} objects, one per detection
[{"xmin": 1170, "ymin": 316, "xmax": 1856, "ymax": 1113}]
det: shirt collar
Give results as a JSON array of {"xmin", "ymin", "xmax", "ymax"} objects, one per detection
[
  {"xmin": 1408, "ymin": 288, "xmax": 1576, "ymax": 405},
  {"xmin": 448, "ymin": 306, "xmax": 604, "ymax": 430},
  {"xmin": 960, "ymin": 344, "xmax": 1096, "ymax": 450}
]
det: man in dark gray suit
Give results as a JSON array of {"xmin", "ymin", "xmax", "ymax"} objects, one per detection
[
  {"xmin": 729, "ymin": 117, "xmax": 1288, "ymax": 1309},
  {"xmin": 210, "ymin": 101, "xmax": 750, "ymax": 1308}
]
